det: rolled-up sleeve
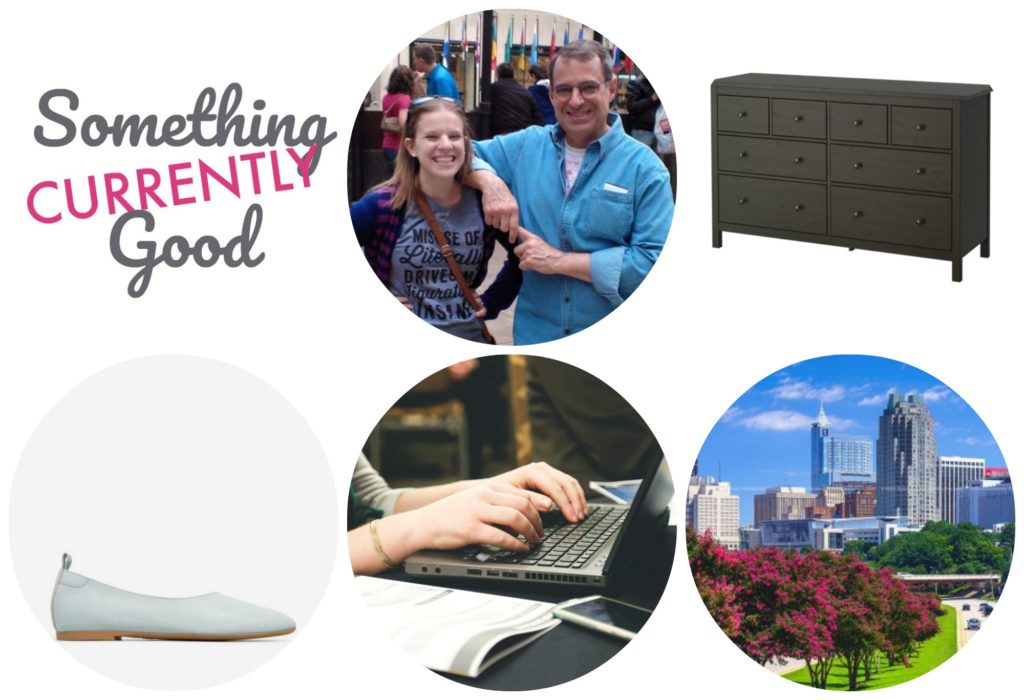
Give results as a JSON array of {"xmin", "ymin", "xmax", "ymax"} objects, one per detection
[{"xmin": 589, "ymin": 166, "xmax": 673, "ymax": 304}]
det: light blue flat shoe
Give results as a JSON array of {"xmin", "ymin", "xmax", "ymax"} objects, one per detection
[{"xmin": 51, "ymin": 554, "xmax": 295, "ymax": 641}]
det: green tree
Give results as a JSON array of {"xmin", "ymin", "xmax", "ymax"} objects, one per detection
[
  {"xmin": 998, "ymin": 521, "xmax": 1014, "ymax": 550},
  {"xmin": 844, "ymin": 538, "xmax": 875, "ymax": 561},
  {"xmin": 873, "ymin": 521, "xmax": 1008, "ymax": 575}
]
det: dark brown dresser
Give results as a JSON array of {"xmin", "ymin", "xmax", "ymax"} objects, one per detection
[{"xmin": 711, "ymin": 74, "xmax": 991, "ymax": 281}]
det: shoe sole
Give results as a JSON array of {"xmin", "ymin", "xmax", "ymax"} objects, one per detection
[{"xmin": 56, "ymin": 627, "xmax": 295, "ymax": 641}]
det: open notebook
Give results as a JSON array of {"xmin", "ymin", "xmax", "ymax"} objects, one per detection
[{"xmin": 355, "ymin": 576, "xmax": 560, "ymax": 678}]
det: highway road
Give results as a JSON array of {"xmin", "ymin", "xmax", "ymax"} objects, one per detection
[{"xmin": 944, "ymin": 597, "xmax": 994, "ymax": 648}]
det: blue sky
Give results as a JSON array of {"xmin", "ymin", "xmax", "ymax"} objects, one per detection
[{"xmin": 697, "ymin": 355, "xmax": 1007, "ymax": 526}]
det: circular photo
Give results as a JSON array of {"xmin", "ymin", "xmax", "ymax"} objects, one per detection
[
  {"xmin": 348, "ymin": 10, "xmax": 676, "ymax": 345},
  {"xmin": 346, "ymin": 355, "xmax": 675, "ymax": 689},
  {"xmin": 687, "ymin": 354, "xmax": 1013, "ymax": 691},
  {"xmin": 9, "ymin": 356, "xmax": 337, "ymax": 691}
]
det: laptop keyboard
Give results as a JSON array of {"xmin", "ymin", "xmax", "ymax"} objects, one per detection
[{"xmin": 461, "ymin": 504, "xmax": 626, "ymax": 569}]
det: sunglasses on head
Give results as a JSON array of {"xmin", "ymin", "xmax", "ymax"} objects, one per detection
[{"xmin": 410, "ymin": 95, "xmax": 464, "ymax": 109}]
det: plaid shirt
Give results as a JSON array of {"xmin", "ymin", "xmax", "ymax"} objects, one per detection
[{"xmin": 349, "ymin": 186, "xmax": 521, "ymax": 319}]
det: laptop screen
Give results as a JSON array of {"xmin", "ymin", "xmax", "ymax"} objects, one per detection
[{"xmin": 600, "ymin": 441, "xmax": 674, "ymax": 575}]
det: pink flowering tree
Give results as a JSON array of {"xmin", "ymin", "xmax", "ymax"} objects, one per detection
[{"xmin": 687, "ymin": 529, "xmax": 942, "ymax": 691}]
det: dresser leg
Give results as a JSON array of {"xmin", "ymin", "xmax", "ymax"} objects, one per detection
[
  {"xmin": 848, "ymin": 247, "xmax": 855, "ymax": 251},
  {"xmin": 952, "ymin": 258, "xmax": 963, "ymax": 282},
  {"xmin": 713, "ymin": 229, "xmax": 722, "ymax": 248},
  {"xmin": 981, "ymin": 238, "xmax": 990, "ymax": 258}
]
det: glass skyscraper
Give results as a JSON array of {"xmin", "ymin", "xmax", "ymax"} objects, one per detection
[
  {"xmin": 877, "ymin": 392, "xmax": 938, "ymax": 526},
  {"xmin": 810, "ymin": 404, "xmax": 873, "ymax": 490}
]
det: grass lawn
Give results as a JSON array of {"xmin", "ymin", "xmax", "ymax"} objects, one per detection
[{"xmin": 782, "ymin": 608, "xmax": 958, "ymax": 690}]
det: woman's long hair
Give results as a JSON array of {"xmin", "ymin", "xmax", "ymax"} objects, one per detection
[{"xmin": 381, "ymin": 98, "xmax": 475, "ymax": 210}]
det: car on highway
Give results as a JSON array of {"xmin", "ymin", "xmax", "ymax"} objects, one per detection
[
  {"xmin": 962, "ymin": 603, "xmax": 971, "ymax": 611},
  {"xmin": 967, "ymin": 618, "xmax": 981, "ymax": 630},
  {"xmin": 980, "ymin": 603, "xmax": 993, "ymax": 616}
]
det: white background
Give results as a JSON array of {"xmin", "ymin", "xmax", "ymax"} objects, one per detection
[
  {"xmin": 1, "ymin": 0, "xmax": 1018, "ymax": 697},
  {"xmin": 8, "ymin": 355, "xmax": 338, "ymax": 691}
]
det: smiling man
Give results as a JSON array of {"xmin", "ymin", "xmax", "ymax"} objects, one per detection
[{"xmin": 471, "ymin": 40, "xmax": 673, "ymax": 344}]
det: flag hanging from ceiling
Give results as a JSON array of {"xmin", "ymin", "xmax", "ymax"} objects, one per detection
[
  {"xmin": 550, "ymin": 20, "xmax": 556, "ymax": 59},
  {"xmin": 530, "ymin": 18, "xmax": 538, "ymax": 65},
  {"xmin": 492, "ymin": 15, "xmax": 499, "ymax": 73},
  {"xmin": 504, "ymin": 15, "xmax": 512, "ymax": 63},
  {"xmin": 475, "ymin": 15, "xmax": 481, "ymax": 71},
  {"xmin": 442, "ymin": 22, "xmax": 450, "ymax": 68},
  {"xmin": 461, "ymin": 16, "xmax": 468, "ymax": 61},
  {"xmin": 517, "ymin": 16, "xmax": 527, "ymax": 71},
  {"xmin": 563, "ymin": 20, "xmax": 569, "ymax": 47},
  {"xmin": 577, "ymin": 24, "xmax": 584, "ymax": 41}
]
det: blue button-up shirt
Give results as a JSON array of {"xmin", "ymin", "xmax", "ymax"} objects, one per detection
[{"xmin": 473, "ymin": 114, "xmax": 673, "ymax": 344}]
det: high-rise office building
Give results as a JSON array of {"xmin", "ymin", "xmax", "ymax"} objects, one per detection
[
  {"xmin": 810, "ymin": 404, "xmax": 873, "ymax": 489},
  {"xmin": 689, "ymin": 476, "xmax": 740, "ymax": 550},
  {"xmin": 937, "ymin": 456, "xmax": 986, "ymax": 522},
  {"xmin": 877, "ymin": 392, "xmax": 938, "ymax": 526},
  {"xmin": 754, "ymin": 486, "xmax": 818, "ymax": 525},
  {"xmin": 956, "ymin": 478, "xmax": 1015, "ymax": 529}
]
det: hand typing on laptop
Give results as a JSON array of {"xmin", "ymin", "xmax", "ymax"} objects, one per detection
[{"xmin": 349, "ymin": 458, "xmax": 586, "ymax": 575}]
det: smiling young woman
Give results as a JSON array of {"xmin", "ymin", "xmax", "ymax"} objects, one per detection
[{"xmin": 349, "ymin": 97, "xmax": 521, "ymax": 343}]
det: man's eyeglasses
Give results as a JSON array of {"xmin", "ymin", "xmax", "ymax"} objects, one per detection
[
  {"xmin": 411, "ymin": 95, "xmax": 464, "ymax": 108},
  {"xmin": 551, "ymin": 81, "xmax": 607, "ymax": 100}
]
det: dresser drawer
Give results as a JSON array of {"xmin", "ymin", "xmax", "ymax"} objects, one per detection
[
  {"xmin": 892, "ymin": 106, "xmax": 952, "ymax": 149},
  {"xmin": 719, "ymin": 136, "xmax": 826, "ymax": 180},
  {"xmin": 719, "ymin": 175, "xmax": 827, "ymax": 234},
  {"xmin": 772, "ymin": 99, "xmax": 826, "ymax": 139},
  {"xmin": 718, "ymin": 96, "xmax": 769, "ymax": 133},
  {"xmin": 831, "ymin": 187, "xmax": 951, "ymax": 250},
  {"xmin": 830, "ymin": 144, "xmax": 951, "ymax": 193},
  {"xmin": 830, "ymin": 102, "xmax": 887, "ymax": 143}
]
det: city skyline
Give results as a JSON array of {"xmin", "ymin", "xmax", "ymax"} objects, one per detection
[{"xmin": 698, "ymin": 355, "xmax": 1006, "ymax": 526}]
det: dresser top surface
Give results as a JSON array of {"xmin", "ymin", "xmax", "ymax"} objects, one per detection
[{"xmin": 713, "ymin": 73, "xmax": 992, "ymax": 100}]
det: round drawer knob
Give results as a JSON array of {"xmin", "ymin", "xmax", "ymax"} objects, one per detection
[
  {"xmin": 738, "ymin": 151, "xmax": 747, "ymax": 158},
  {"xmin": 737, "ymin": 111, "xmax": 747, "ymax": 118},
  {"xmin": 853, "ymin": 210, "xmax": 863, "ymax": 218},
  {"xmin": 915, "ymin": 167, "xmax": 926, "ymax": 175},
  {"xmin": 915, "ymin": 217, "xmax": 926, "ymax": 225},
  {"xmin": 738, "ymin": 197, "xmax": 748, "ymax": 205},
  {"xmin": 853, "ymin": 162, "xmax": 863, "ymax": 169},
  {"xmin": 916, "ymin": 123, "xmax": 926, "ymax": 131},
  {"xmin": 793, "ymin": 156, "xmax": 804, "ymax": 164},
  {"xmin": 794, "ymin": 204, "xmax": 804, "ymax": 212},
  {"xmin": 793, "ymin": 115, "xmax": 803, "ymax": 122},
  {"xmin": 853, "ymin": 119, "xmax": 863, "ymax": 127}
]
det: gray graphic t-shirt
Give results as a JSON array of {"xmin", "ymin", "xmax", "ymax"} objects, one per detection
[{"xmin": 389, "ymin": 186, "xmax": 487, "ymax": 341}]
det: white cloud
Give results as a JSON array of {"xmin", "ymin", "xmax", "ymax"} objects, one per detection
[
  {"xmin": 921, "ymin": 385, "xmax": 953, "ymax": 403},
  {"xmin": 737, "ymin": 409, "xmax": 860, "ymax": 432},
  {"xmin": 739, "ymin": 410, "xmax": 813, "ymax": 431},
  {"xmin": 857, "ymin": 386, "xmax": 897, "ymax": 407},
  {"xmin": 720, "ymin": 407, "xmax": 745, "ymax": 424},
  {"xmin": 770, "ymin": 378, "xmax": 846, "ymax": 402}
]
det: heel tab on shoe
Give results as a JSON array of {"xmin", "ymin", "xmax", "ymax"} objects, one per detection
[{"xmin": 62, "ymin": 553, "xmax": 72, "ymax": 571}]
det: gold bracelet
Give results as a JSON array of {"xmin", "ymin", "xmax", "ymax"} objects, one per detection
[{"xmin": 370, "ymin": 519, "xmax": 398, "ymax": 569}]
